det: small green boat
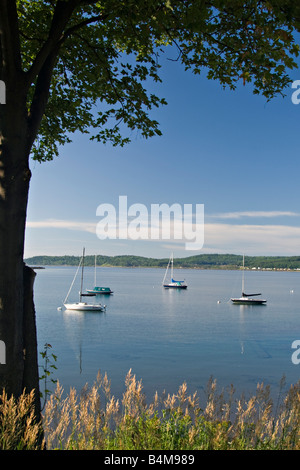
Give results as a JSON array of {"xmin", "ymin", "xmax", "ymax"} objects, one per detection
[
  {"xmin": 86, "ymin": 256, "xmax": 113, "ymax": 295},
  {"xmin": 86, "ymin": 286, "xmax": 113, "ymax": 295}
]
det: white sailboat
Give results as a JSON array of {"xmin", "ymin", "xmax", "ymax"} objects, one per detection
[
  {"xmin": 231, "ymin": 255, "xmax": 266, "ymax": 305},
  {"xmin": 64, "ymin": 248, "xmax": 106, "ymax": 311},
  {"xmin": 162, "ymin": 253, "xmax": 187, "ymax": 289}
]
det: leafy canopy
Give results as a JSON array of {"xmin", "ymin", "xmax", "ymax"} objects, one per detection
[{"xmin": 13, "ymin": 0, "xmax": 300, "ymax": 161}]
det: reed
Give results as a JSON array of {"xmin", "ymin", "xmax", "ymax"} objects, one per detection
[
  {"xmin": 0, "ymin": 371, "xmax": 299, "ymax": 450},
  {"xmin": 41, "ymin": 371, "xmax": 300, "ymax": 450},
  {"xmin": 0, "ymin": 389, "xmax": 43, "ymax": 450}
]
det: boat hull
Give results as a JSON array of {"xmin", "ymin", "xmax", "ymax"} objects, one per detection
[
  {"xmin": 231, "ymin": 298, "xmax": 266, "ymax": 305},
  {"xmin": 163, "ymin": 284, "xmax": 187, "ymax": 289},
  {"xmin": 64, "ymin": 302, "xmax": 106, "ymax": 311}
]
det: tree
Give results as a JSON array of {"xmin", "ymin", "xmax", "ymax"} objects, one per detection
[{"xmin": 0, "ymin": 0, "xmax": 299, "ymax": 420}]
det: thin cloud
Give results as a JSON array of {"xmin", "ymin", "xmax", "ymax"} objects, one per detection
[
  {"xmin": 209, "ymin": 211, "xmax": 300, "ymax": 219},
  {"xmin": 26, "ymin": 219, "xmax": 96, "ymax": 234},
  {"xmin": 26, "ymin": 218, "xmax": 300, "ymax": 255},
  {"xmin": 203, "ymin": 223, "xmax": 300, "ymax": 255}
]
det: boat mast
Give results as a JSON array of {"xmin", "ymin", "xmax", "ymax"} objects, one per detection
[
  {"xmin": 171, "ymin": 252, "xmax": 174, "ymax": 280},
  {"xmin": 63, "ymin": 255, "xmax": 82, "ymax": 305},
  {"xmin": 80, "ymin": 247, "xmax": 85, "ymax": 302},
  {"xmin": 162, "ymin": 255, "xmax": 171, "ymax": 285},
  {"xmin": 242, "ymin": 254, "xmax": 245, "ymax": 295}
]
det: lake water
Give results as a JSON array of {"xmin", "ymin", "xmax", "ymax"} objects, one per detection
[{"xmin": 34, "ymin": 266, "xmax": 300, "ymax": 402}]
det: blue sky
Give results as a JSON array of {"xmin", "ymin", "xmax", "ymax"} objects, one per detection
[{"xmin": 25, "ymin": 54, "xmax": 300, "ymax": 259}]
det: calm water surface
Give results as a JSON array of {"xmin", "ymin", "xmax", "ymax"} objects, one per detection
[{"xmin": 34, "ymin": 266, "xmax": 300, "ymax": 401}]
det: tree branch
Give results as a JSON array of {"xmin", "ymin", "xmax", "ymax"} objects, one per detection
[
  {"xmin": 25, "ymin": 0, "xmax": 80, "ymax": 86},
  {"xmin": 58, "ymin": 14, "xmax": 109, "ymax": 45},
  {"xmin": 25, "ymin": 1, "xmax": 113, "ymax": 152},
  {"xmin": 26, "ymin": 46, "xmax": 59, "ymax": 153},
  {"xmin": 0, "ymin": 0, "xmax": 22, "ymax": 80}
]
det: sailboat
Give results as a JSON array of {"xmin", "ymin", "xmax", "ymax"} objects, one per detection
[
  {"xmin": 86, "ymin": 255, "xmax": 113, "ymax": 295},
  {"xmin": 162, "ymin": 253, "xmax": 187, "ymax": 289},
  {"xmin": 63, "ymin": 248, "xmax": 106, "ymax": 311},
  {"xmin": 231, "ymin": 255, "xmax": 266, "ymax": 305}
]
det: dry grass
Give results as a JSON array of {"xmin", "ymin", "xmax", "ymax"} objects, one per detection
[
  {"xmin": 41, "ymin": 371, "xmax": 300, "ymax": 450},
  {"xmin": 0, "ymin": 371, "xmax": 299, "ymax": 450},
  {"xmin": 0, "ymin": 389, "xmax": 43, "ymax": 450}
]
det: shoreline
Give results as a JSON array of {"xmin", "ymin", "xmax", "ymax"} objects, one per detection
[
  {"xmin": 28, "ymin": 264, "xmax": 300, "ymax": 272},
  {"xmin": 25, "ymin": 253, "xmax": 300, "ymax": 271}
]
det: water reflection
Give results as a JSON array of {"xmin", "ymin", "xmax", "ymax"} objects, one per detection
[
  {"xmin": 63, "ymin": 310, "xmax": 85, "ymax": 374},
  {"xmin": 62, "ymin": 307, "xmax": 107, "ymax": 375}
]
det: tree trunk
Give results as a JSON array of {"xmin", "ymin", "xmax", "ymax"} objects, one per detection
[
  {"xmin": 23, "ymin": 264, "xmax": 41, "ymax": 419},
  {"xmin": 0, "ymin": 88, "xmax": 41, "ymax": 420},
  {"xmin": 0, "ymin": 0, "xmax": 80, "ymax": 433}
]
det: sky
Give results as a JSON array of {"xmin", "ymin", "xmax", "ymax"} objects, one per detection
[{"xmin": 24, "ymin": 52, "xmax": 300, "ymax": 259}]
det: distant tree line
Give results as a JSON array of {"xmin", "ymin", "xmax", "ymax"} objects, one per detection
[{"xmin": 25, "ymin": 254, "xmax": 300, "ymax": 270}]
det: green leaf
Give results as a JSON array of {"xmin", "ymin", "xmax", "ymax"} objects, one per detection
[{"xmin": 12, "ymin": 0, "xmax": 300, "ymax": 161}]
